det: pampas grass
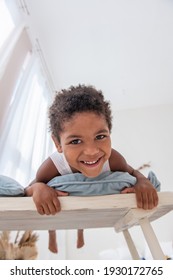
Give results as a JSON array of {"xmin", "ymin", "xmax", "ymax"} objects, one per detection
[{"xmin": 0, "ymin": 231, "xmax": 38, "ymax": 260}]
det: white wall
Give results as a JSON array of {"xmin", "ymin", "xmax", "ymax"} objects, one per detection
[
  {"xmin": 25, "ymin": 0, "xmax": 173, "ymax": 109},
  {"xmin": 36, "ymin": 103, "xmax": 173, "ymax": 260},
  {"xmin": 112, "ymin": 104, "xmax": 173, "ymax": 191}
]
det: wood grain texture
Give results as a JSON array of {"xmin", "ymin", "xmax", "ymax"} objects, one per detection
[{"xmin": 0, "ymin": 192, "xmax": 173, "ymax": 231}]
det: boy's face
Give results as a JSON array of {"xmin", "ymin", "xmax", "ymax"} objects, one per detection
[{"xmin": 53, "ymin": 112, "xmax": 112, "ymax": 178}]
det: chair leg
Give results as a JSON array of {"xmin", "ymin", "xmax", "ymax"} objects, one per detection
[
  {"xmin": 139, "ymin": 217, "xmax": 165, "ymax": 260},
  {"xmin": 123, "ymin": 229, "xmax": 140, "ymax": 260}
]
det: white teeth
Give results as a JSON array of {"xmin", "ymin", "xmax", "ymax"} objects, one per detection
[{"xmin": 84, "ymin": 160, "xmax": 97, "ymax": 165}]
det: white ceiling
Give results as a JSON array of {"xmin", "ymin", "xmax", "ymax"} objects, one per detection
[{"xmin": 21, "ymin": 0, "xmax": 173, "ymax": 110}]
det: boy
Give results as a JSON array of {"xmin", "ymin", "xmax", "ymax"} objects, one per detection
[{"xmin": 25, "ymin": 85, "xmax": 158, "ymax": 253}]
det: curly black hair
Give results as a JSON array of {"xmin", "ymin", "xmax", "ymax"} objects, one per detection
[{"xmin": 49, "ymin": 84, "xmax": 112, "ymax": 141}]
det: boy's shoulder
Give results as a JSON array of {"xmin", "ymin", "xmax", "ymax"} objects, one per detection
[{"xmin": 109, "ymin": 149, "xmax": 128, "ymax": 172}]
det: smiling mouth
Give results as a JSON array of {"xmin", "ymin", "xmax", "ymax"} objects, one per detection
[{"xmin": 81, "ymin": 157, "xmax": 101, "ymax": 166}]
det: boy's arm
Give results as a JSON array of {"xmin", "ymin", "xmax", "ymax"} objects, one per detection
[
  {"xmin": 25, "ymin": 157, "xmax": 68, "ymax": 215},
  {"xmin": 109, "ymin": 149, "xmax": 159, "ymax": 210},
  {"xmin": 127, "ymin": 168, "xmax": 158, "ymax": 209}
]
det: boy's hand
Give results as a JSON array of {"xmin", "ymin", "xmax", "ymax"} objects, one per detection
[
  {"xmin": 121, "ymin": 178, "xmax": 158, "ymax": 210},
  {"xmin": 31, "ymin": 183, "xmax": 68, "ymax": 215},
  {"xmin": 133, "ymin": 178, "xmax": 158, "ymax": 209}
]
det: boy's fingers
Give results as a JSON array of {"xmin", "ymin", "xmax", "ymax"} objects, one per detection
[
  {"xmin": 37, "ymin": 204, "xmax": 50, "ymax": 215},
  {"xmin": 121, "ymin": 187, "xmax": 135, "ymax": 193},
  {"xmin": 147, "ymin": 193, "xmax": 154, "ymax": 209},
  {"xmin": 141, "ymin": 192, "xmax": 149, "ymax": 209},
  {"xmin": 37, "ymin": 205, "xmax": 45, "ymax": 215},
  {"xmin": 36, "ymin": 198, "xmax": 61, "ymax": 215},
  {"xmin": 135, "ymin": 191, "xmax": 143, "ymax": 208},
  {"xmin": 42, "ymin": 204, "xmax": 52, "ymax": 215},
  {"xmin": 55, "ymin": 190, "xmax": 68, "ymax": 196},
  {"xmin": 52, "ymin": 197, "xmax": 61, "ymax": 213},
  {"xmin": 136, "ymin": 190, "xmax": 158, "ymax": 210},
  {"xmin": 153, "ymin": 191, "xmax": 159, "ymax": 206}
]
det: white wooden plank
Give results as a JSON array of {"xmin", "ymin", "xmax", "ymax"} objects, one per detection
[
  {"xmin": 0, "ymin": 192, "xmax": 173, "ymax": 231},
  {"xmin": 123, "ymin": 229, "xmax": 140, "ymax": 260},
  {"xmin": 139, "ymin": 217, "xmax": 165, "ymax": 260}
]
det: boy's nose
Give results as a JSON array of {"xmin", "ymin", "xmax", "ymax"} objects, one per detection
[{"xmin": 83, "ymin": 143, "xmax": 99, "ymax": 156}]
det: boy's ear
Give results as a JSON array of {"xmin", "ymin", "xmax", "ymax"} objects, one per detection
[{"xmin": 51, "ymin": 134, "xmax": 63, "ymax": 153}]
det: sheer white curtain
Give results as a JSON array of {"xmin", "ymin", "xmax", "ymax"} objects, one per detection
[
  {"xmin": 0, "ymin": 54, "xmax": 54, "ymax": 185},
  {"xmin": 0, "ymin": 0, "xmax": 54, "ymax": 186}
]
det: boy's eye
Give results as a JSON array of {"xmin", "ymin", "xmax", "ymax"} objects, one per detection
[
  {"xmin": 70, "ymin": 139, "xmax": 81, "ymax": 145},
  {"xmin": 96, "ymin": 134, "xmax": 106, "ymax": 140}
]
